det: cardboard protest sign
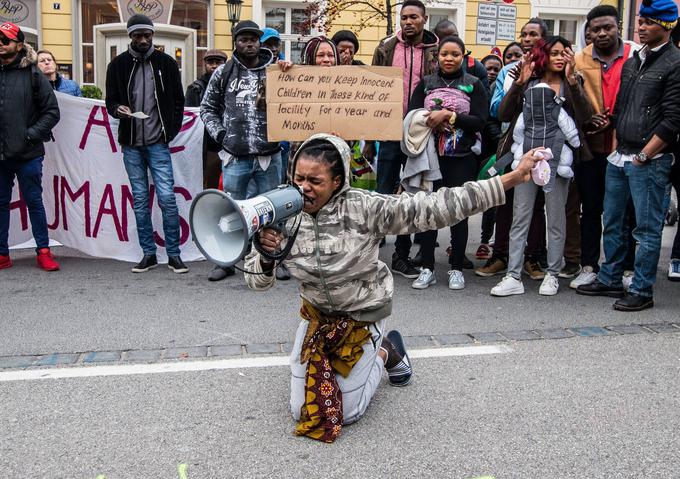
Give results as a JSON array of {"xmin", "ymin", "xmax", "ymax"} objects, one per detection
[{"xmin": 266, "ymin": 65, "xmax": 403, "ymax": 141}]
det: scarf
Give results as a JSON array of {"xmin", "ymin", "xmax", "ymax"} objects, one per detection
[{"xmin": 294, "ymin": 300, "xmax": 372, "ymax": 443}]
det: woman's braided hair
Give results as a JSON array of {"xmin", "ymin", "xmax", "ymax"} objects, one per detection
[{"xmin": 296, "ymin": 139, "xmax": 345, "ymax": 186}]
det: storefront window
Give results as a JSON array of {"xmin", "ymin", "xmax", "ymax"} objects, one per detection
[
  {"xmin": 81, "ymin": 0, "xmax": 120, "ymax": 44},
  {"xmin": 170, "ymin": 0, "xmax": 209, "ymax": 76},
  {"xmin": 264, "ymin": 4, "xmax": 314, "ymax": 63}
]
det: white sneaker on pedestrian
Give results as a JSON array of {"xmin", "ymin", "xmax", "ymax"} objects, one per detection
[
  {"xmin": 668, "ymin": 259, "xmax": 680, "ymax": 282},
  {"xmin": 569, "ymin": 266, "xmax": 597, "ymax": 289},
  {"xmin": 622, "ymin": 270, "xmax": 634, "ymax": 291},
  {"xmin": 539, "ymin": 273, "xmax": 559, "ymax": 296},
  {"xmin": 412, "ymin": 268, "xmax": 436, "ymax": 289},
  {"xmin": 447, "ymin": 270, "xmax": 465, "ymax": 290},
  {"xmin": 490, "ymin": 275, "xmax": 524, "ymax": 297}
]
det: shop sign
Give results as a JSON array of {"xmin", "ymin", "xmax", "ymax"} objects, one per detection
[
  {"xmin": 0, "ymin": 0, "xmax": 30, "ymax": 24},
  {"xmin": 118, "ymin": 0, "xmax": 172, "ymax": 24}
]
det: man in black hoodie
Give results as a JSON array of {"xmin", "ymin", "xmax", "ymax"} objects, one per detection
[
  {"xmin": 186, "ymin": 49, "xmax": 227, "ymax": 189},
  {"xmin": 105, "ymin": 14, "xmax": 187, "ymax": 274},
  {"xmin": 200, "ymin": 20, "xmax": 280, "ymax": 281},
  {"xmin": 0, "ymin": 22, "xmax": 60, "ymax": 272}
]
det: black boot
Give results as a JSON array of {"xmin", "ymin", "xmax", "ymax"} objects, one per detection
[{"xmin": 613, "ymin": 293, "xmax": 654, "ymax": 312}]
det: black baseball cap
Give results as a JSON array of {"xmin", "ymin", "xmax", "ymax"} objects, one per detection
[{"xmin": 232, "ymin": 20, "xmax": 263, "ymax": 40}]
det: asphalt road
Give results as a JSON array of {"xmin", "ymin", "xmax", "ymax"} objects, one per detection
[{"xmin": 1, "ymin": 216, "xmax": 679, "ymax": 478}]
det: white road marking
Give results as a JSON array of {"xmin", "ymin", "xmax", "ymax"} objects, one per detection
[{"xmin": 0, "ymin": 345, "xmax": 512, "ymax": 382}]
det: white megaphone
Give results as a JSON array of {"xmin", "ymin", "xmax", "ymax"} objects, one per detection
[{"xmin": 189, "ymin": 185, "xmax": 304, "ymax": 267}]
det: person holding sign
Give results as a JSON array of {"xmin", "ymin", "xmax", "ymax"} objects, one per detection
[
  {"xmin": 405, "ymin": 36, "xmax": 489, "ymax": 291},
  {"xmin": 243, "ymin": 133, "xmax": 542, "ymax": 442},
  {"xmin": 200, "ymin": 20, "xmax": 282, "ymax": 281}
]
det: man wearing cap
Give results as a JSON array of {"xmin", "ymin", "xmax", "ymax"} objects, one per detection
[
  {"xmin": 105, "ymin": 14, "xmax": 187, "ymax": 274},
  {"xmin": 331, "ymin": 30, "xmax": 364, "ymax": 65},
  {"xmin": 260, "ymin": 28, "xmax": 284, "ymax": 61},
  {"xmin": 577, "ymin": 0, "xmax": 680, "ymax": 311},
  {"xmin": 0, "ymin": 22, "xmax": 60, "ymax": 272},
  {"xmin": 200, "ymin": 20, "xmax": 281, "ymax": 281},
  {"xmin": 186, "ymin": 49, "xmax": 228, "ymax": 189}
]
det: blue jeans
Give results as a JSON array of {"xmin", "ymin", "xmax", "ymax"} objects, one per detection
[
  {"xmin": 0, "ymin": 156, "xmax": 49, "ymax": 255},
  {"xmin": 122, "ymin": 143, "xmax": 181, "ymax": 257},
  {"xmin": 598, "ymin": 154, "xmax": 673, "ymax": 297},
  {"xmin": 222, "ymin": 153, "xmax": 282, "ymax": 200}
]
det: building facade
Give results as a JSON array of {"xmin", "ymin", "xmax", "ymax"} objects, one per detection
[{"xmin": 0, "ymin": 0, "xmax": 646, "ymax": 91}]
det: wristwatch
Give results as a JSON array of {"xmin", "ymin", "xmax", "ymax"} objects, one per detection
[{"xmin": 635, "ymin": 152, "xmax": 649, "ymax": 163}]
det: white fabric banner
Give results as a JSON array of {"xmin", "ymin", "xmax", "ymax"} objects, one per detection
[{"xmin": 8, "ymin": 93, "xmax": 205, "ymax": 263}]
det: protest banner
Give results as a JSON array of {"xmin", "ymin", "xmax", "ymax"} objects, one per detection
[
  {"xmin": 8, "ymin": 93, "xmax": 205, "ymax": 263},
  {"xmin": 266, "ymin": 65, "xmax": 403, "ymax": 141}
]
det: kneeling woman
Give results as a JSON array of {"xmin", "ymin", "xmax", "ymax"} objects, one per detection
[{"xmin": 245, "ymin": 134, "xmax": 540, "ymax": 442}]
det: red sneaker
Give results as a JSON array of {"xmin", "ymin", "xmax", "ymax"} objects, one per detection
[
  {"xmin": 0, "ymin": 254, "xmax": 12, "ymax": 269},
  {"xmin": 36, "ymin": 248, "xmax": 60, "ymax": 271}
]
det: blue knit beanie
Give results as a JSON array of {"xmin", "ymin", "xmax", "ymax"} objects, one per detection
[{"xmin": 639, "ymin": 0, "xmax": 678, "ymax": 28}]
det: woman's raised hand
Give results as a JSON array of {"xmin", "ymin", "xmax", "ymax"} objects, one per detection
[
  {"xmin": 515, "ymin": 53, "xmax": 534, "ymax": 86},
  {"xmin": 563, "ymin": 47, "xmax": 577, "ymax": 85}
]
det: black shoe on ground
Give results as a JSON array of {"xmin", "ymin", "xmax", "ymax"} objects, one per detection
[
  {"xmin": 613, "ymin": 293, "xmax": 654, "ymax": 312},
  {"xmin": 208, "ymin": 264, "xmax": 235, "ymax": 281},
  {"xmin": 559, "ymin": 262, "xmax": 582, "ymax": 279},
  {"xmin": 131, "ymin": 254, "xmax": 158, "ymax": 273},
  {"xmin": 168, "ymin": 256, "xmax": 189, "ymax": 274},
  {"xmin": 575, "ymin": 280, "xmax": 624, "ymax": 298},
  {"xmin": 463, "ymin": 255, "xmax": 474, "ymax": 270},
  {"xmin": 276, "ymin": 263, "xmax": 291, "ymax": 280},
  {"xmin": 391, "ymin": 253, "xmax": 420, "ymax": 279},
  {"xmin": 385, "ymin": 330, "xmax": 412, "ymax": 387}
]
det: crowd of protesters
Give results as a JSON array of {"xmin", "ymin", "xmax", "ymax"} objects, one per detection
[{"xmin": 1, "ymin": 0, "xmax": 680, "ymax": 312}]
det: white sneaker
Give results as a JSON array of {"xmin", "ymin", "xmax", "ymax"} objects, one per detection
[
  {"xmin": 447, "ymin": 270, "xmax": 465, "ymax": 290},
  {"xmin": 622, "ymin": 270, "xmax": 634, "ymax": 291},
  {"xmin": 569, "ymin": 266, "xmax": 597, "ymax": 289},
  {"xmin": 539, "ymin": 273, "xmax": 559, "ymax": 296},
  {"xmin": 412, "ymin": 268, "xmax": 436, "ymax": 289},
  {"xmin": 490, "ymin": 275, "xmax": 524, "ymax": 297}
]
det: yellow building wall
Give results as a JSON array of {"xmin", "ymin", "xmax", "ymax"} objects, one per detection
[
  {"xmin": 214, "ymin": 0, "xmax": 253, "ymax": 52},
  {"xmin": 39, "ymin": 0, "xmax": 73, "ymax": 63}
]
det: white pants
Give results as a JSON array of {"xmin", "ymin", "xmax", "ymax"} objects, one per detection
[{"xmin": 289, "ymin": 318, "xmax": 385, "ymax": 425}]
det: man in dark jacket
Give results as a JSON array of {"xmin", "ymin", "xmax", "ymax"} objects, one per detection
[
  {"xmin": 433, "ymin": 20, "xmax": 489, "ymax": 89},
  {"xmin": 105, "ymin": 14, "xmax": 187, "ymax": 274},
  {"xmin": 185, "ymin": 49, "xmax": 227, "ymax": 189},
  {"xmin": 577, "ymin": 0, "xmax": 680, "ymax": 311},
  {"xmin": 370, "ymin": 0, "xmax": 438, "ymax": 279},
  {"xmin": 331, "ymin": 30, "xmax": 365, "ymax": 65},
  {"xmin": 200, "ymin": 20, "xmax": 281, "ymax": 281},
  {"xmin": 0, "ymin": 22, "xmax": 60, "ymax": 272}
]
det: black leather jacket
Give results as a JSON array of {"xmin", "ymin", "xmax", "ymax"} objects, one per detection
[{"xmin": 614, "ymin": 42, "xmax": 680, "ymax": 155}]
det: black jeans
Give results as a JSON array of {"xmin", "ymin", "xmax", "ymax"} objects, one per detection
[
  {"xmin": 419, "ymin": 153, "xmax": 478, "ymax": 270},
  {"xmin": 481, "ymin": 207, "xmax": 496, "ymax": 244},
  {"xmin": 575, "ymin": 154, "xmax": 607, "ymax": 270},
  {"xmin": 377, "ymin": 140, "xmax": 412, "ymax": 258}
]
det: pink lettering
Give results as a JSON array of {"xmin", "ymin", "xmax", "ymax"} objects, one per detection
[
  {"xmin": 60, "ymin": 176, "xmax": 91, "ymax": 237},
  {"xmin": 79, "ymin": 106, "xmax": 118, "ymax": 153},
  {"xmin": 93, "ymin": 184, "xmax": 125, "ymax": 241}
]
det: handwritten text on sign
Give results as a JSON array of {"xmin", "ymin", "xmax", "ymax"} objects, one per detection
[{"xmin": 266, "ymin": 65, "xmax": 403, "ymax": 141}]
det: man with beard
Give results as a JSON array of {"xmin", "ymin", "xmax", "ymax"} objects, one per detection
[{"xmin": 105, "ymin": 14, "xmax": 186, "ymax": 274}]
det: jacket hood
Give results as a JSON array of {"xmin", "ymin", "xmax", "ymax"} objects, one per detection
[
  {"xmin": 290, "ymin": 133, "xmax": 352, "ymax": 202},
  {"xmin": 396, "ymin": 29, "xmax": 438, "ymax": 48},
  {"xmin": 232, "ymin": 48, "xmax": 274, "ymax": 71},
  {"xmin": 9, "ymin": 43, "xmax": 37, "ymax": 69}
]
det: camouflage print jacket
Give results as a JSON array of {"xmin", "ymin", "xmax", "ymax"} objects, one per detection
[{"xmin": 245, "ymin": 134, "xmax": 505, "ymax": 322}]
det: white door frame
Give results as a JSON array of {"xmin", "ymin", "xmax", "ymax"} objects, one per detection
[{"xmin": 93, "ymin": 23, "xmax": 197, "ymax": 91}]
